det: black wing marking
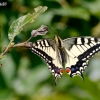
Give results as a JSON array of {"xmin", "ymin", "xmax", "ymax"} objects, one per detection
[
  {"xmin": 63, "ymin": 37, "xmax": 100, "ymax": 79},
  {"xmin": 31, "ymin": 39, "xmax": 63, "ymax": 85}
]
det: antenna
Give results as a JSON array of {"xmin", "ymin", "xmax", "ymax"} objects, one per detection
[
  {"xmin": 47, "ymin": 25, "xmax": 67, "ymax": 35},
  {"xmin": 47, "ymin": 25, "xmax": 57, "ymax": 34},
  {"xmin": 59, "ymin": 25, "xmax": 67, "ymax": 34}
]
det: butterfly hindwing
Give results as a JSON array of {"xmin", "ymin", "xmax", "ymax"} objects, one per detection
[
  {"xmin": 63, "ymin": 37, "xmax": 100, "ymax": 78},
  {"xmin": 31, "ymin": 39, "xmax": 63, "ymax": 85}
]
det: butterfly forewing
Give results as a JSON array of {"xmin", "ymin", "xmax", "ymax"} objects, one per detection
[
  {"xmin": 63, "ymin": 37, "xmax": 100, "ymax": 78},
  {"xmin": 31, "ymin": 39, "xmax": 63, "ymax": 84}
]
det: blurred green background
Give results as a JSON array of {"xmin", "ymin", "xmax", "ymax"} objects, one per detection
[{"xmin": 0, "ymin": 0, "xmax": 100, "ymax": 100}]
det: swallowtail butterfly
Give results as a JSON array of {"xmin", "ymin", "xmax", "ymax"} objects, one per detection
[{"xmin": 31, "ymin": 35, "xmax": 100, "ymax": 85}]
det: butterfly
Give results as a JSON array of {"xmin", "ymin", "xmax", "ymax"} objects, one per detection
[{"xmin": 30, "ymin": 35, "xmax": 100, "ymax": 85}]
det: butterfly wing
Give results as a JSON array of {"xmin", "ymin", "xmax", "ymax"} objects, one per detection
[
  {"xmin": 63, "ymin": 37, "xmax": 100, "ymax": 79},
  {"xmin": 31, "ymin": 39, "xmax": 63, "ymax": 85}
]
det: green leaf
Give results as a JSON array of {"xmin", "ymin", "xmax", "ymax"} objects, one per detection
[{"xmin": 8, "ymin": 6, "xmax": 48, "ymax": 41}]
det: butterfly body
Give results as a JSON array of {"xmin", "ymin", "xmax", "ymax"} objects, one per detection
[{"xmin": 31, "ymin": 35, "xmax": 100, "ymax": 84}]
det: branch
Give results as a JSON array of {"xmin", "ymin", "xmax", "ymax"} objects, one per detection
[
  {"xmin": 13, "ymin": 42, "xmax": 32, "ymax": 48},
  {"xmin": 0, "ymin": 25, "xmax": 48, "ymax": 59}
]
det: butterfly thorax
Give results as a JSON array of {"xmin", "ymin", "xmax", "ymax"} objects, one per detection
[{"xmin": 54, "ymin": 35, "xmax": 67, "ymax": 65}]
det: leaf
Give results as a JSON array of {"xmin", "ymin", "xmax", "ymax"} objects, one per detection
[
  {"xmin": 8, "ymin": 6, "xmax": 48, "ymax": 42},
  {"xmin": 0, "ymin": 6, "xmax": 47, "ymax": 59}
]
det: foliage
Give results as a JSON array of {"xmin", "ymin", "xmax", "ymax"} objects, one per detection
[
  {"xmin": 0, "ymin": 0, "xmax": 100, "ymax": 100},
  {"xmin": 0, "ymin": 6, "xmax": 47, "ymax": 59}
]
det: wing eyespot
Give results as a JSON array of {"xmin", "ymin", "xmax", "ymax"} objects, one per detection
[
  {"xmin": 60, "ymin": 68, "xmax": 63, "ymax": 73},
  {"xmin": 66, "ymin": 67, "xmax": 71, "ymax": 73}
]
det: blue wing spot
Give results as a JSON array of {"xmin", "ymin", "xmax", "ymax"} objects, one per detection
[
  {"xmin": 76, "ymin": 67, "xmax": 78, "ymax": 70},
  {"xmin": 71, "ymin": 67, "xmax": 76, "ymax": 72}
]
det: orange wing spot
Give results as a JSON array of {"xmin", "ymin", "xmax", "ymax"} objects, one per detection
[
  {"xmin": 60, "ymin": 68, "xmax": 63, "ymax": 73},
  {"xmin": 66, "ymin": 68, "xmax": 71, "ymax": 73}
]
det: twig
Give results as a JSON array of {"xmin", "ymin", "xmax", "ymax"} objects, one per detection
[
  {"xmin": 0, "ymin": 25, "xmax": 48, "ymax": 59},
  {"xmin": 13, "ymin": 42, "xmax": 32, "ymax": 48}
]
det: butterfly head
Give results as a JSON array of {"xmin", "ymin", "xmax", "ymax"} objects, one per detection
[{"xmin": 54, "ymin": 35, "xmax": 64, "ymax": 48}]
